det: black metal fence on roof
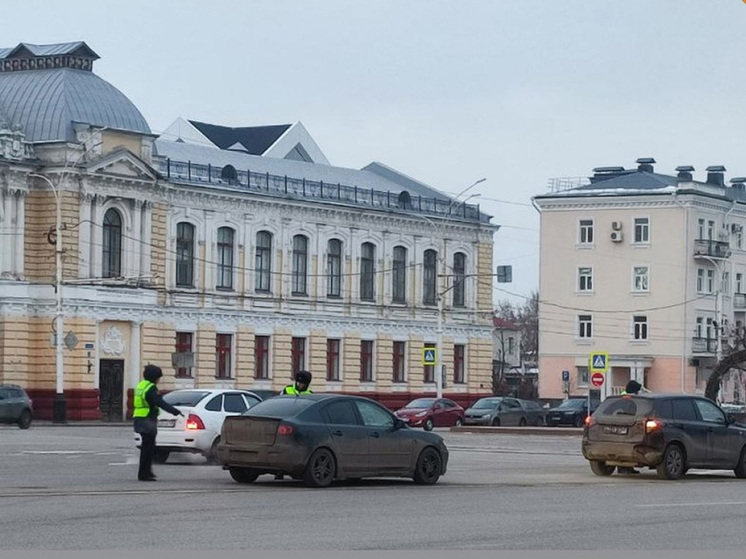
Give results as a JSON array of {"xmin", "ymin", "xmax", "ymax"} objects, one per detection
[{"xmin": 157, "ymin": 158, "xmax": 489, "ymax": 224}]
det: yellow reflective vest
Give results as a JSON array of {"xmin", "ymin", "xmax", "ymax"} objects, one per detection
[
  {"xmin": 283, "ymin": 385, "xmax": 312, "ymax": 395},
  {"xmin": 133, "ymin": 380, "xmax": 156, "ymax": 417}
]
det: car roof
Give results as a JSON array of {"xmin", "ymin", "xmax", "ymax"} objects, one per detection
[
  {"xmin": 605, "ymin": 393, "xmax": 709, "ymax": 400},
  {"xmin": 167, "ymin": 388, "xmax": 261, "ymax": 396}
]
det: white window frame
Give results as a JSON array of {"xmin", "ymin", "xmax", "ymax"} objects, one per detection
[
  {"xmin": 632, "ymin": 266, "xmax": 649, "ymax": 292},
  {"xmin": 578, "ymin": 314, "xmax": 593, "ymax": 340},
  {"xmin": 697, "ymin": 268, "xmax": 705, "ymax": 293},
  {"xmin": 698, "ymin": 218, "xmax": 705, "ymax": 240},
  {"xmin": 578, "ymin": 266, "xmax": 593, "ymax": 293},
  {"xmin": 577, "ymin": 366, "xmax": 589, "ymax": 388},
  {"xmin": 633, "ymin": 217, "xmax": 650, "ymax": 244},
  {"xmin": 632, "ymin": 315, "xmax": 648, "ymax": 341},
  {"xmin": 737, "ymin": 272, "xmax": 743, "ymax": 294},
  {"xmin": 578, "ymin": 219, "xmax": 594, "ymax": 246},
  {"xmin": 707, "ymin": 269, "xmax": 715, "ymax": 294},
  {"xmin": 722, "ymin": 271, "xmax": 730, "ymax": 295}
]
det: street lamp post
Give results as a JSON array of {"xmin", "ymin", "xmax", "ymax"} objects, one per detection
[
  {"xmin": 425, "ymin": 178, "xmax": 486, "ymax": 399},
  {"xmin": 29, "ymin": 173, "xmax": 66, "ymax": 423}
]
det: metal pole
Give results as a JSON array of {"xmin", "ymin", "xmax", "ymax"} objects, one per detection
[
  {"xmin": 436, "ymin": 231, "xmax": 444, "ymax": 399},
  {"xmin": 54, "ymin": 184, "xmax": 66, "ymax": 423}
]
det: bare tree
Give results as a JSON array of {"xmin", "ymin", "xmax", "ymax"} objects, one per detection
[{"xmin": 705, "ymin": 324, "xmax": 746, "ymax": 402}]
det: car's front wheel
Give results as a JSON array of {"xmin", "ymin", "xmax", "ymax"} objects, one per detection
[
  {"xmin": 657, "ymin": 444, "xmax": 686, "ymax": 480},
  {"xmin": 574, "ymin": 415, "xmax": 585, "ymax": 428},
  {"xmin": 491, "ymin": 417, "xmax": 500, "ymax": 427},
  {"xmin": 454, "ymin": 417, "xmax": 463, "ymax": 427},
  {"xmin": 17, "ymin": 409, "xmax": 32, "ymax": 430},
  {"xmin": 423, "ymin": 418, "xmax": 434, "ymax": 431},
  {"xmin": 519, "ymin": 418, "xmax": 527, "ymax": 427},
  {"xmin": 589, "ymin": 460, "xmax": 615, "ymax": 476},
  {"xmin": 734, "ymin": 446, "xmax": 746, "ymax": 479},
  {"xmin": 413, "ymin": 447, "xmax": 442, "ymax": 485},
  {"xmin": 229, "ymin": 467, "xmax": 259, "ymax": 484},
  {"xmin": 304, "ymin": 448, "xmax": 336, "ymax": 488}
]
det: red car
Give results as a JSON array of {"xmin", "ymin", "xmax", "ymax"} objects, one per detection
[{"xmin": 394, "ymin": 398, "xmax": 465, "ymax": 431}]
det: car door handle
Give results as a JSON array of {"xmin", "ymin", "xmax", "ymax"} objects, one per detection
[
  {"xmin": 370, "ymin": 432, "xmax": 380, "ymax": 438},
  {"xmin": 332, "ymin": 430, "xmax": 343, "ymax": 436}
]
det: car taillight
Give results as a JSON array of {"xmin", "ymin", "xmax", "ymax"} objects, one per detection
[
  {"xmin": 186, "ymin": 413, "xmax": 205, "ymax": 430},
  {"xmin": 645, "ymin": 418, "xmax": 661, "ymax": 433},
  {"xmin": 277, "ymin": 424, "xmax": 294, "ymax": 436}
]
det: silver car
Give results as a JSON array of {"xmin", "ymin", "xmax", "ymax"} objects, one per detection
[{"xmin": 464, "ymin": 397, "xmax": 543, "ymax": 426}]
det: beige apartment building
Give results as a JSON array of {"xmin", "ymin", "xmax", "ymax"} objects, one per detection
[
  {"xmin": 534, "ymin": 158, "xmax": 746, "ymax": 402},
  {"xmin": 0, "ymin": 42, "xmax": 496, "ymax": 420}
]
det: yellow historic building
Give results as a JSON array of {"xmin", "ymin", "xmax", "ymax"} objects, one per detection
[{"xmin": 0, "ymin": 42, "xmax": 496, "ymax": 420}]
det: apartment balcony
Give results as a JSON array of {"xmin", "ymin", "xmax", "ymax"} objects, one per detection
[
  {"xmin": 693, "ymin": 239, "xmax": 731, "ymax": 259},
  {"xmin": 734, "ymin": 293, "xmax": 746, "ymax": 310},
  {"xmin": 691, "ymin": 337, "xmax": 717, "ymax": 354}
]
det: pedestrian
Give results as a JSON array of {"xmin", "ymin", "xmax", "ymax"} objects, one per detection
[
  {"xmin": 133, "ymin": 364, "xmax": 183, "ymax": 482},
  {"xmin": 618, "ymin": 380, "xmax": 643, "ymax": 474},
  {"xmin": 281, "ymin": 370, "xmax": 313, "ymax": 395}
]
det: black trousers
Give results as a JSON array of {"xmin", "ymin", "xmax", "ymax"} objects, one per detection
[{"xmin": 138, "ymin": 430, "xmax": 157, "ymax": 479}]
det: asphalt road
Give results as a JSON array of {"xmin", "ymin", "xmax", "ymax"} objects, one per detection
[{"xmin": 3, "ymin": 424, "xmax": 746, "ymax": 549}]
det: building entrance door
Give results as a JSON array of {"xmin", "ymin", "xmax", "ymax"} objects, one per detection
[{"xmin": 99, "ymin": 359, "xmax": 124, "ymax": 422}]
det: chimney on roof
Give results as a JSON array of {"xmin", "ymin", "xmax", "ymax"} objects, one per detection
[
  {"xmin": 706, "ymin": 165, "xmax": 726, "ymax": 187},
  {"xmin": 636, "ymin": 157, "xmax": 656, "ymax": 173},
  {"xmin": 730, "ymin": 177, "xmax": 746, "ymax": 192},
  {"xmin": 590, "ymin": 166, "xmax": 625, "ymax": 183},
  {"xmin": 676, "ymin": 165, "xmax": 695, "ymax": 181}
]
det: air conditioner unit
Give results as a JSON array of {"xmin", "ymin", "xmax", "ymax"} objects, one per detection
[
  {"xmin": 610, "ymin": 231, "xmax": 623, "ymax": 242},
  {"xmin": 611, "ymin": 221, "xmax": 623, "ymax": 231}
]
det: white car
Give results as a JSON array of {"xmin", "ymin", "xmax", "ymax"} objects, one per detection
[{"xmin": 134, "ymin": 389, "xmax": 263, "ymax": 463}]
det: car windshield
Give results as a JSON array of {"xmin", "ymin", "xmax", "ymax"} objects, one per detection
[
  {"xmin": 596, "ymin": 396, "xmax": 654, "ymax": 418},
  {"xmin": 556, "ymin": 399, "xmax": 585, "ymax": 410},
  {"xmin": 162, "ymin": 390, "xmax": 210, "ymax": 406},
  {"xmin": 405, "ymin": 398, "xmax": 436, "ymax": 409},
  {"xmin": 243, "ymin": 397, "xmax": 316, "ymax": 418},
  {"xmin": 472, "ymin": 398, "xmax": 501, "ymax": 409}
]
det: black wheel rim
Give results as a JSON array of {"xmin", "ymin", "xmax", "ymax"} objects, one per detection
[
  {"xmin": 312, "ymin": 453, "xmax": 333, "ymax": 483},
  {"xmin": 667, "ymin": 449, "xmax": 683, "ymax": 476},
  {"xmin": 420, "ymin": 451, "xmax": 440, "ymax": 482}
]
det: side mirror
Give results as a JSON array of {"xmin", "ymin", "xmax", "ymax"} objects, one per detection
[
  {"xmin": 726, "ymin": 413, "xmax": 736, "ymax": 425},
  {"xmin": 395, "ymin": 418, "xmax": 407, "ymax": 429}
]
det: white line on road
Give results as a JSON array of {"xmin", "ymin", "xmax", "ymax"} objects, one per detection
[{"xmin": 637, "ymin": 501, "xmax": 746, "ymax": 508}]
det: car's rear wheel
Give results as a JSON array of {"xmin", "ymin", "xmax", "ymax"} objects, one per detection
[
  {"xmin": 574, "ymin": 415, "xmax": 585, "ymax": 428},
  {"xmin": 229, "ymin": 467, "xmax": 260, "ymax": 484},
  {"xmin": 657, "ymin": 444, "xmax": 686, "ymax": 480},
  {"xmin": 454, "ymin": 417, "xmax": 463, "ymax": 427},
  {"xmin": 17, "ymin": 410, "xmax": 32, "ymax": 430},
  {"xmin": 423, "ymin": 418, "xmax": 434, "ymax": 431},
  {"xmin": 491, "ymin": 417, "xmax": 500, "ymax": 427},
  {"xmin": 413, "ymin": 447, "xmax": 442, "ymax": 485},
  {"xmin": 519, "ymin": 418, "xmax": 527, "ymax": 427},
  {"xmin": 206, "ymin": 437, "xmax": 221, "ymax": 464},
  {"xmin": 589, "ymin": 460, "xmax": 615, "ymax": 476},
  {"xmin": 734, "ymin": 446, "xmax": 746, "ymax": 478},
  {"xmin": 304, "ymin": 448, "xmax": 336, "ymax": 488},
  {"xmin": 153, "ymin": 449, "xmax": 170, "ymax": 464}
]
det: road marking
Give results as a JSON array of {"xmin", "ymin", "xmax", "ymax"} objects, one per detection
[{"xmin": 637, "ymin": 501, "xmax": 746, "ymax": 508}]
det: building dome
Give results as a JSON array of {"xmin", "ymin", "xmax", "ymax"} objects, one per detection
[{"xmin": 0, "ymin": 42, "xmax": 150, "ymax": 142}]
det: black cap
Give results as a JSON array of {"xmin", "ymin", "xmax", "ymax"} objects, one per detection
[
  {"xmin": 625, "ymin": 380, "xmax": 642, "ymax": 394},
  {"xmin": 295, "ymin": 370, "xmax": 312, "ymax": 384},
  {"xmin": 143, "ymin": 364, "xmax": 163, "ymax": 382}
]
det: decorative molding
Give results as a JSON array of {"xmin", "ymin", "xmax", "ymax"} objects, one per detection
[{"xmin": 100, "ymin": 325, "xmax": 125, "ymax": 356}]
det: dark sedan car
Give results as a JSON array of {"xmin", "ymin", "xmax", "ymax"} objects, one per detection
[
  {"xmin": 0, "ymin": 384, "xmax": 33, "ymax": 429},
  {"xmin": 394, "ymin": 397, "xmax": 465, "ymax": 430},
  {"xmin": 217, "ymin": 394, "xmax": 449, "ymax": 487},
  {"xmin": 546, "ymin": 398, "xmax": 599, "ymax": 427},
  {"xmin": 583, "ymin": 394, "xmax": 746, "ymax": 479},
  {"xmin": 464, "ymin": 397, "xmax": 545, "ymax": 426}
]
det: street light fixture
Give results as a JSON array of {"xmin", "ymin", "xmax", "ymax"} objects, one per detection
[
  {"xmin": 419, "ymin": 178, "xmax": 486, "ymax": 399},
  {"xmin": 28, "ymin": 172, "xmax": 66, "ymax": 423}
]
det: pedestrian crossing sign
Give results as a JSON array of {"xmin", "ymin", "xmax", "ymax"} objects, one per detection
[
  {"xmin": 589, "ymin": 351, "xmax": 609, "ymax": 373},
  {"xmin": 422, "ymin": 348, "xmax": 437, "ymax": 366}
]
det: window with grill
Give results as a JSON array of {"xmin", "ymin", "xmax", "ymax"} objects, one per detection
[
  {"xmin": 217, "ymin": 226, "xmax": 234, "ymax": 290},
  {"xmin": 423, "ymin": 249, "xmax": 438, "ymax": 306},
  {"xmin": 255, "ymin": 231, "xmax": 272, "ymax": 292},
  {"xmin": 176, "ymin": 222, "xmax": 195, "ymax": 287},
  {"xmin": 360, "ymin": 242, "xmax": 376, "ymax": 301},
  {"xmin": 327, "ymin": 239, "xmax": 342, "ymax": 298},
  {"xmin": 102, "ymin": 208, "xmax": 122, "ymax": 278},
  {"xmin": 392, "ymin": 246, "xmax": 407, "ymax": 303}
]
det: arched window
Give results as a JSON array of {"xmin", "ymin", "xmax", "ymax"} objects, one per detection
[
  {"xmin": 360, "ymin": 242, "xmax": 376, "ymax": 301},
  {"xmin": 102, "ymin": 208, "xmax": 122, "ymax": 278},
  {"xmin": 217, "ymin": 226, "xmax": 235, "ymax": 290},
  {"xmin": 392, "ymin": 246, "xmax": 407, "ymax": 303},
  {"xmin": 255, "ymin": 231, "xmax": 272, "ymax": 293},
  {"xmin": 176, "ymin": 222, "xmax": 195, "ymax": 287},
  {"xmin": 292, "ymin": 234, "xmax": 309, "ymax": 295},
  {"xmin": 221, "ymin": 165, "xmax": 238, "ymax": 185},
  {"xmin": 453, "ymin": 252, "xmax": 466, "ymax": 307},
  {"xmin": 327, "ymin": 239, "xmax": 342, "ymax": 298},
  {"xmin": 423, "ymin": 249, "xmax": 438, "ymax": 306}
]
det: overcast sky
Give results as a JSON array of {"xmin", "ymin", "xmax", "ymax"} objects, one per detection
[{"xmin": 6, "ymin": 0, "xmax": 746, "ymax": 305}]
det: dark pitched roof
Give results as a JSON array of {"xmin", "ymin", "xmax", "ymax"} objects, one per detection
[
  {"xmin": 573, "ymin": 171, "xmax": 679, "ymax": 192},
  {"xmin": 189, "ymin": 120, "xmax": 291, "ymax": 155},
  {"xmin": 0, "ymin": 41, "xmax": 99, "ymax": 60},
  {"xmin": 493, "ymin": 317, "xmax": 519, "ymax": 330}
]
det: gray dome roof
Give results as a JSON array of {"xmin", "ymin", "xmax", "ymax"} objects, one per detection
[{"xmin": 0, "ymin": 68, "xmax": 150, "ymax": 142}]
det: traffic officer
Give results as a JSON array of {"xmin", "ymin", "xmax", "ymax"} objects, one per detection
[
  {"xmin": 282, "ymin": 370, "xmax": 313, "ymax": 395},
  {"xmin": 133, "ymin": 364, "xmax": 183, "ymax": 481}
]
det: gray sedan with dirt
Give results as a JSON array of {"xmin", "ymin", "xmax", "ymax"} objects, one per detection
[{"xmin": 217, "ymin": 394, "xmax": 449, "ymax": 487}]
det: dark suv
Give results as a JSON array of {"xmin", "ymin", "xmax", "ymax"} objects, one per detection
[
  {"xmin": 0, "ymin": 384, "xmax": 33, "ymax": 429},
  {"xmin": 546, "ymin": 398, "xmax": 599, "ymax": 427},
  {"xmin": 582, "ymin": 394, "xmax": 746, "ymax": 479}
]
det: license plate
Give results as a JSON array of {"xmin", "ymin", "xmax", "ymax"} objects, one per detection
[
  {"xmin": 158, "ymin": 419, "xmax": 176, "ymax": 428},
  {"xmin": 603, "ymin": 425, "xmax": 628, "ymax": 435}
]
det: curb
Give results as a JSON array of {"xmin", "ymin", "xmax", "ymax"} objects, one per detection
[
  {"xmin": 32, "ymin": 421, "xmax": 132, "ymax": 427},
  {"xmin": 450, "ymin": 426, "xmax": 581, "ymax": 436}
]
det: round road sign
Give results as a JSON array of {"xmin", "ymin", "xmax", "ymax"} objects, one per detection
[{"xmin": 591, "ymin": 372, "xmax": 604, "ymax": 387}]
